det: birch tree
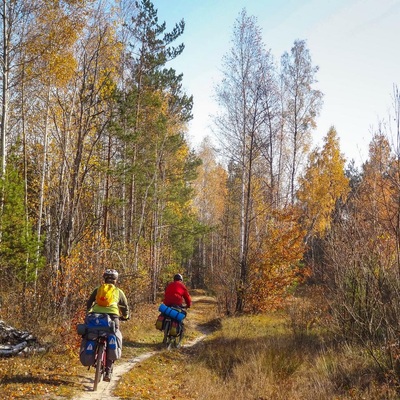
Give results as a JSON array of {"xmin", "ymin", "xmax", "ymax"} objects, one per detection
[
  {"xmin": 192, "ymin": 137, "xmax": 227, "ymax": 288},
  {"xmin": 281, "ymin": 39, "xmax": 323, "ymax": 204},
  {"xmin": 21, "ymin": 0, "xmax": 87, "ymax": 292},
  {"xmin": 214, "ymin": 9, "xmax": 267, "ymax": 312},
  {"xmin": 0, "ymin": 0, "xmax": 22, "ymax": 179}
]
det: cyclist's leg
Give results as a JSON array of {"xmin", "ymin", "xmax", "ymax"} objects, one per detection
[
  {"xmin": 115, "ymin": 329, "xmax": 123, "ymax": 356},
  {"xmin": 104, "ymin": 359, "xmax": 113, "ymax": 382}
]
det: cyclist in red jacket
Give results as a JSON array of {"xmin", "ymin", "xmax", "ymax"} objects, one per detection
[{"xmin": 163, "ymin": 274, "xmax": 192, "ymax": 308}]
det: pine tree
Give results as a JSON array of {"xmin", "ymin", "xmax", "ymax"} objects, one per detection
[{"xmin": 112, "ymin": 0, "xmax": 195, "ymax": 298}]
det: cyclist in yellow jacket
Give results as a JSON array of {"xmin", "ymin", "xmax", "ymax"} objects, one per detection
[{"xmin": 86, "ymin": 269, "xmax": 130, "ymax": 381}]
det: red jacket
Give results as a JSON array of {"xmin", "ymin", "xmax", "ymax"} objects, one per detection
[{"xmin": 163, "ymin": 281, "xmax": 192, "ymax": 308}]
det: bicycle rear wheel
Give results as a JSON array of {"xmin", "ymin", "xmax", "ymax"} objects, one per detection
[
  {"xmin": 175, "ymin": 325, "xmax": 184, "ymax": 348},
  {"xmin": 93, "ymin": 342, "xmax": 105, "ymax": 391},
  {"xmin": 163, "ymin": 320, "xmax": 171, "ymax": 348}
]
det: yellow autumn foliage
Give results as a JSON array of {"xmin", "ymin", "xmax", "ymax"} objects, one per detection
[{"xmin": 297, "ymin": 126, "xmax": 350, "ymax": 238}]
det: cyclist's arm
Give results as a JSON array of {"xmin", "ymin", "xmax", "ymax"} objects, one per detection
[
  {"xmin": 86, "ymin": 288, "xmax": 97, "ymax": 312},
  {"xmin": 118, "ymin": 289, "xmax": 130, "ymax": 319},
  {"xmin": 182, "ymin": 286, "xmax": 192, "ymax": 308}
]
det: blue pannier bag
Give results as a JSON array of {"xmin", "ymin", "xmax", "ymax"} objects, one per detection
[
  {"xmin": 107, "ymin": 333, "xmax": 121, "ymax": 361},
  {"xmin": 79, "ymin": 338, "xmax": 96, "ymax": 366},
  {"xmin": 107, "ymin": 334, "xmax": 117, "ymax": 350},
  {"xmin": 85, "ymin": 339, "xmax": 96, "ymax": 354}
]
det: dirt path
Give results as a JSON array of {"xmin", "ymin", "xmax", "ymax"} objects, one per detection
[
  {"xmin": 72, "ymin": 295, "xmax": 217, "ymax": 400},
  {"xmin": 72, "ymin": 336, "xmax": 207, "ymax": 400},
  {"xmin": 72, "ymin": 351, "xmax": 157, "ymax": 400}
]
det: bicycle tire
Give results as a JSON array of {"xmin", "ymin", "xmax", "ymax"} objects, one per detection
[
  {"xmin": 175, "ymin": 325, "xmax": 184, "ymax": 348},
  {"xmin": 163, "ymin": 320, "xmax": 171, "ymax": 347},
  {"xmin": 93, "ymin": 342, "xmax": 105, "ymax": 391}
]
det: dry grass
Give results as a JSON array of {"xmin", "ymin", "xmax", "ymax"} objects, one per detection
[
  {"xmin": 116, "ymin": 295, "xmax": 400, "ymax": 400},
  {"xmin": 1, "ymin": 289, "xmax": 400, "ymax": 399},
  {"xmin": 0, "ymin": 352, "xmax": 82, "ymax": 399}
]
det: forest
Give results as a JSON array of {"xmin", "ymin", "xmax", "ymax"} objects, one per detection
[{"xmin": 1, "ymin": 0, "xmax": 400, "ymax": 393}]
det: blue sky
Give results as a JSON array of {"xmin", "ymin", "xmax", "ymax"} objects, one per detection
[{"xmin": 152, "ymin": 0, "xmax": 400, "ymax": 166}]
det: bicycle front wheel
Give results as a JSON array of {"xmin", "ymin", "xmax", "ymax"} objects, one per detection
[{"xmin": 93, "ymin": 342, "xmax": 105, "ymax": 391}]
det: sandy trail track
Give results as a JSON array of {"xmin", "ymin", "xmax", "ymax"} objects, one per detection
[{"xmin": 72, "ymin": 351, "xmax": 157, "ymax": 400}]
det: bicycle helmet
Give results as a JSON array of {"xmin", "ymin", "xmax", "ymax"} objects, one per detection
[
  {"xmin": 173, "ymin": 273, "xmax": 183, "ymax": 281},
  {"xmin": 103, "ymin": 269, "xmax": 119, "ymax": 281}
]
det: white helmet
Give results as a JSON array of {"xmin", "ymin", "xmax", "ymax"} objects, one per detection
[
  {"xmin": 174, "ymin": 273, "xmax": 183, "ymax": 281},
  {"xmin": 103, "ymin": 269, "xmax": 118, "ymax": 281}
]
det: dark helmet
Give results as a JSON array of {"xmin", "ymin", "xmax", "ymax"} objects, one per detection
[
  {"xmin": 103, "ymin": 269, "xmax": 119, "ymax": 281},
  {"xmin": 173, "ymin": 273, "xmax": 183, "ymax": 282}
]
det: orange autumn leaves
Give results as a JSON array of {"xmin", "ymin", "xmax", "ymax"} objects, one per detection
[
  {"xmin": 246, "ymin": 127, "xmax": 349, "ymax": 311},
  {"xmin": 247, "ymin": 208, "xmax": 308, "ymax": 312}
]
